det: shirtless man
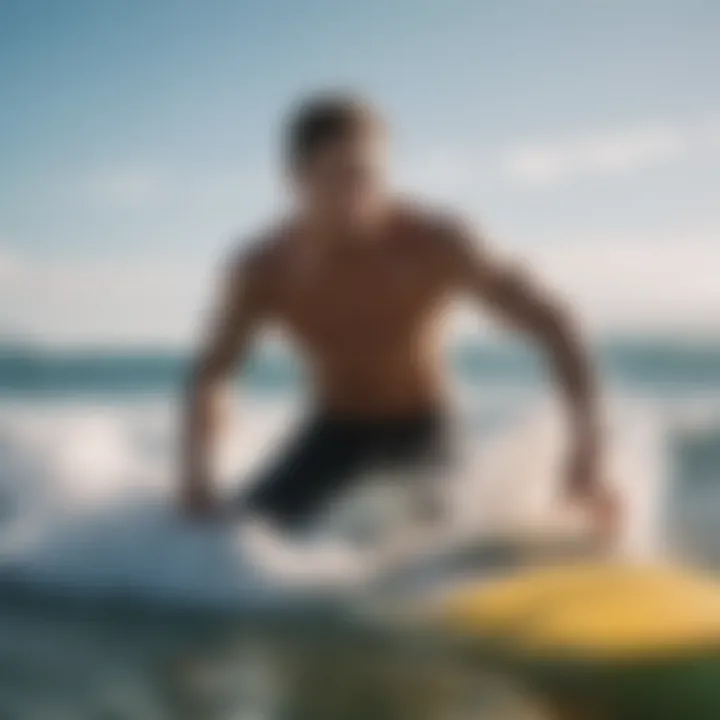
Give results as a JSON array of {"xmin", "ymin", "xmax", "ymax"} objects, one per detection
[{"xmin": 181, "ymin": 93, "xmax": 617, "ymax": 539}]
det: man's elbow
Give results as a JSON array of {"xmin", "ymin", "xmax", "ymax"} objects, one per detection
[{"xmin": 536, "ymin": 297, "xmax": 583, "ymax": 349}]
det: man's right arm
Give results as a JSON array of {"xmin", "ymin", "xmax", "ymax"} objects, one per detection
[{"xmin": 181, "ymin": 250, "xmax": 267, "ymax": 518}]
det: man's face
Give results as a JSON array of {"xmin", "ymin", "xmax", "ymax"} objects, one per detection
[{"xmin": 292, "ymin": 132, "xmax": 388, "ymax": 228}]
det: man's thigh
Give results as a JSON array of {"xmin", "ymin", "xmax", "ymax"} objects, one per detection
[{"xmin": 241, "ymin": 417, "xmax": 367, "ymax": 532}]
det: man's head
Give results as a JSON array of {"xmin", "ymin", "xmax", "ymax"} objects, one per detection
[{"xmin": 285, "ymin": 92, "xmax": 388, "ymax": 228}]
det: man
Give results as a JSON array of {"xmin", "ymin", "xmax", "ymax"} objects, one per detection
[{"xmin": 181, "ymin": 92, "xmax": 617, "ymax": 541}]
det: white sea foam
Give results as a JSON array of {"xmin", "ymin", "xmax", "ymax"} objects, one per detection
[{"xmin": 0, "ymin": 390, "xmax": 713, "ymax": 608}]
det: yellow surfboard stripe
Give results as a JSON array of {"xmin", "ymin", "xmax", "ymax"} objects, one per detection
[{"xmin": 440, "ymin": 563, "xmax": 720, "ymax": 659}]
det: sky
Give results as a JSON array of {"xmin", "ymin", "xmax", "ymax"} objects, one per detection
[{"xmin": 1, "ymin": 0, "xmax": 719, "ymax": 346}]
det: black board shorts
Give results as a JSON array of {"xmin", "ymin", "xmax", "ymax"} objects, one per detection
[{"xmin": 241, "ymin": 412, "xmax": 453, "ymax": 533}]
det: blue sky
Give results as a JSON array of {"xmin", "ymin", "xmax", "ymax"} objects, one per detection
[{"xmin": 1, "ymin": 0, "xmax": 719, "ymax": 344}]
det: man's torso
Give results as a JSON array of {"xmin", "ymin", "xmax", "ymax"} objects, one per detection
[{"xmin": 245, "ymin": 203, "xmax": 458, "ymax": 417}]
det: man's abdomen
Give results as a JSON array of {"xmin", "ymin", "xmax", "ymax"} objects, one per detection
[{"xmin": 309, "ymin": 345, "xmax": 448, "ymax": 418}]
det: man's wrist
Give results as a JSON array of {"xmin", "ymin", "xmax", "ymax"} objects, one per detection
[
  {"xmin": 181, "ymin": 468, "xmax": 212, "ymax": 503},
  {"xmin": 565, "ymin": 422, "xmax": 602, "ymax": 495}
]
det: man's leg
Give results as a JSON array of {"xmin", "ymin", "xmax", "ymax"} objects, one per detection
[
  {"xmin": 239, "ymin": 416, "xmax": 367, "ymax": 534},
  {"xmin": 237, "ymin": 417, "xmax": 377, "ymax": 585}
]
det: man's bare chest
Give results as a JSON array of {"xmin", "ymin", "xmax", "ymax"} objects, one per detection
[{"xmin": 271, "ymin": 255, "xmax": 446, "ymax": 348}]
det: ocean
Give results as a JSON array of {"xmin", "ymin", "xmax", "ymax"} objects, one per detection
[{"xmin": 0, "ymin": 337, "xmax": 719, "ymax": 718}]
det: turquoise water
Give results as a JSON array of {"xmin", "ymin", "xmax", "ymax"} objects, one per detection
[
  {"xmin": 0, "ymin": 338, "xmax": 719, "ymax": 718},
  {"xmin": 3, "ymin": 339, "xmax": 720, "ymax": 397}
]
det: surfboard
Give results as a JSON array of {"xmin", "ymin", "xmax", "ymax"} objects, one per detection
[{"xmin": 428, "ymin": 561, "xmax": 720, "ymax": 720}]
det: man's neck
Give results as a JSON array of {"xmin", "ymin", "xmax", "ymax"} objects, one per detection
[{"xmin": 299, "ymin": 202, "xmax": 391, "ymax": 249}]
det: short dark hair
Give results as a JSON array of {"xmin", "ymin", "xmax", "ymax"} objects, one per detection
[{"xmin": 284, "ymin": 92, "xmax": 383, "ymax": 170}]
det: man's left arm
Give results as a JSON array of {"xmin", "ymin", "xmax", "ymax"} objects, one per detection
[{"xmin": 440, "ymin": 217, "xmax": 618, "ymax": 534}]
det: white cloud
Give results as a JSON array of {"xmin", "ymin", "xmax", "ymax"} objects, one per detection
[
  {"xmin": 393, "ymin": 116, "xmax": 720, "ymax": 200},
  {"xmin": 0, "ymin": 245, "xmax": 23, "ymax": 286},
  {"xmin": 1, "ymin": 228, "xmax": 719, "ymax": 346},
  {"xmin": 502, "ymin": 119, "xmax": 719, "ymax": 186},
  {"xmin": 76, "ymin": 161, "xmax": 278, "ymax": 238},
  {"xmin": 520, "ymin": 229, "xmax": 720, "ymax": 332},
  {"xmin": 0, "ymin": 247, "xmax": 217, "ymax": 347}
]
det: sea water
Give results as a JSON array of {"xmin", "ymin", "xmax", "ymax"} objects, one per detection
[{"xmin": 0, "ymin": 338, "xmax": 718, "ymax": 718}]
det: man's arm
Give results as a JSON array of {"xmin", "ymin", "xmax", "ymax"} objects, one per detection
[
  {"xmin": 181, "ymin": 250, "xmax": 266, "ymax": 517},
  {"xmin": 441, "ymin": 218, "xmax": 609, "ymax": 509}
]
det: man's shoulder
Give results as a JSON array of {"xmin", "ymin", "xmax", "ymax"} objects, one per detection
[
  {"xmin": 227, "ymin": 219, "xmax": 296, "ymax": 280},
  {"xmin": 392, "ymin": 198, "xmax": 470, "ymax": 241},
  {"xmin": 391, "ymin": 199, "xmax": 477, "ymax": 257}
]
